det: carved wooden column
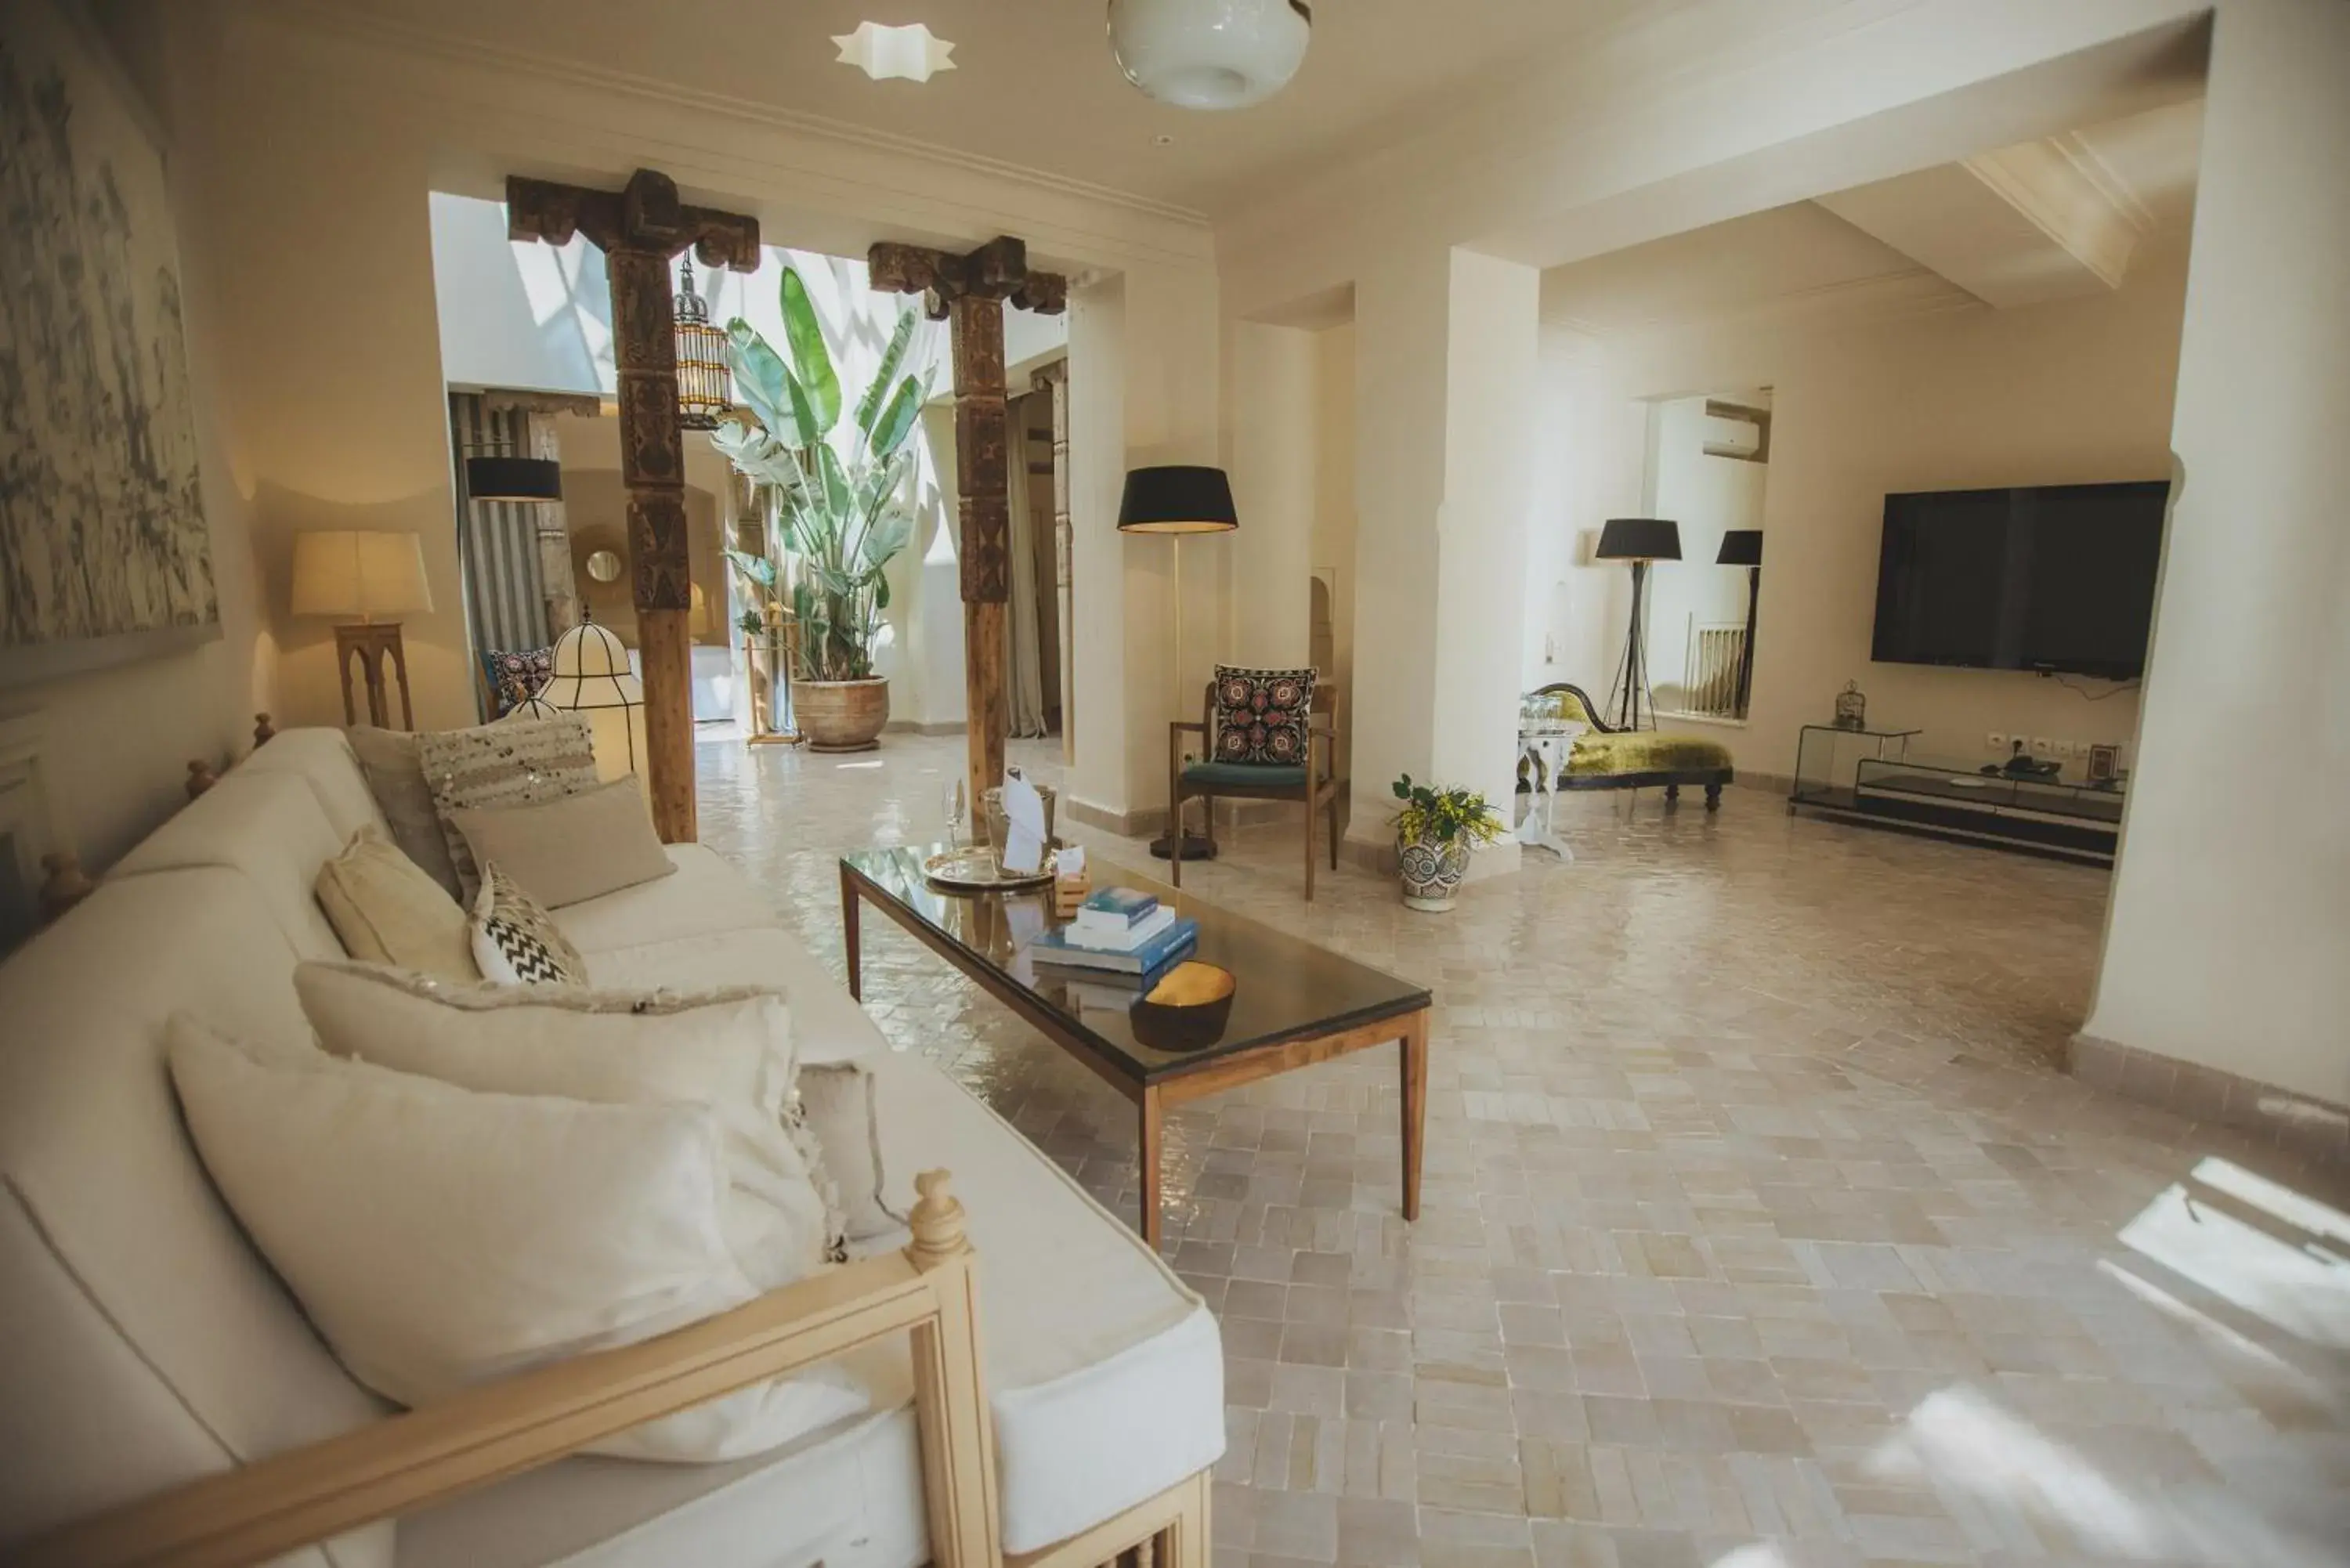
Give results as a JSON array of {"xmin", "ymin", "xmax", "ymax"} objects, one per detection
[
  {"xmin": 1033, "ymin": 360, "xmax": 1074, "ymax": 764},
  {"xmin": 952, "ymin": 294, "xmax": 1010, "ymax": 819},
  {"xmin": 869, "ymin": 237, "xmax": 1065, "ymax": 829},
  {"xmin": 508, "ymin": 171, "xmax": 758, "ymax": 844}
]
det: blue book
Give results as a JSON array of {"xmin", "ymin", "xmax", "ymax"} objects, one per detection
[
  {"xmin": 1073, "ymin": 887, "xmax": 1160, "ymax": 936},
  {"xmin": 1032, "ymin": 916, "xmax": 1197, "ymax": 977}
]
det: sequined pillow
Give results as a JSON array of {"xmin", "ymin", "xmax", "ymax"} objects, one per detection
[
  {"xmin": 1211, "ymin": 666, "xmax": 1316, "ymax": 768},
  {"xmin": 418, "ymin": 715, "xmax": 598, "ymax": 904},
  {"xmin": 479, "ymin": 647, "xmax": 555, "ymax": 717}
]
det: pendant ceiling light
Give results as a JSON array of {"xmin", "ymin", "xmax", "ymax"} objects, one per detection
[{"xmin": 1108, "ymin": 0, "xmax": 1311, "ymax": 111}]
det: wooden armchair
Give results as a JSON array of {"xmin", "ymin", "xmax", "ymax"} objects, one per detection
[{"xmin": 1169, "ymin": 682, "xmax": 1342, "ymax": 900}]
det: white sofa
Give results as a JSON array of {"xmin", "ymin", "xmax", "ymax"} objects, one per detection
[{"xmin": 0, "ymin": 728, "xmax": 1223, "ymax": 1567}]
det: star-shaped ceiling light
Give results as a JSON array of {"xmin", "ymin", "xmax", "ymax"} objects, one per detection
[{"xmin": 833, "ymin": 21, "xmax": 956, "ymax": 84}]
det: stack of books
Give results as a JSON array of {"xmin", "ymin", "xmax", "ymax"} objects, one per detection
[{"xmin": 1029, "ymin": 887, "xmax": 1197, "ymax": 978}]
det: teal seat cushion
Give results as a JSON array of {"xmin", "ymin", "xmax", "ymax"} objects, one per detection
[{"xmin": 1182, "ymin": 761, "xmax": 1307, "ymax": 789}]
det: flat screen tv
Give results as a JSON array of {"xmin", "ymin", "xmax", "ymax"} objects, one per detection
[{"xmin": 1870, "ymin": 481, "xmax": 2167, "ymax": 681}]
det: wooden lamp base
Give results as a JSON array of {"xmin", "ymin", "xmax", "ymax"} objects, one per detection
[{"xmin": 335, "ymin": 622, "xmax": 414, "ymax": 730}]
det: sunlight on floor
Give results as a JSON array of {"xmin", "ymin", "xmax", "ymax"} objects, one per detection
[{"xmin": 2119, "ymin": 1157, "xmax": 2350, "ymax": 1352}]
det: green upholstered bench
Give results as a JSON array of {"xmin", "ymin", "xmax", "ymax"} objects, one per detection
[{"xmin": 1530, "ymin": 683, "xmax": 1734, "ymax": 809}]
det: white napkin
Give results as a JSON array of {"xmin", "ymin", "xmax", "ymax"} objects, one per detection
[{"xmin": 999, "ymin": 770, "xmax": 1047, "ymax": 875}]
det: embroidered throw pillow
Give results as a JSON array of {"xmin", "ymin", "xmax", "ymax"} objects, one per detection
[
  {"xmin": 471, "ymin": 863, "xmax": 587, "ymax": 986},
  {"xmin": 418, "ymin": 714, "xmax": 598, "ymax": 902},
  {"xmin": 1212, "ymin": 665, "xmax": 1316, "ymax": 768},
  {"xmin": 479, "ymin": 646, "xmax": 555, "ymax": 717}
]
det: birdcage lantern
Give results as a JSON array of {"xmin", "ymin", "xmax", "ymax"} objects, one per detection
[
  {"xmin": 1834, "ymin": 680, "xmax": 1867, "ymax": 732},
  {"xmin": 674, "ymin": 254, "xmax": 732, "ymax": 432}
]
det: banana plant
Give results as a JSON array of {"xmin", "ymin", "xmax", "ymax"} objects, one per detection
[{"xmin": 710, "ymin": 263, "xmax": 929, "ymax": 682}]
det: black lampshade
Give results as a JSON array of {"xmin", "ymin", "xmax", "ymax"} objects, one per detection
[
  {"xmin": 1595, "ymin": 517, "xmax": 1681, "ymax": 562},
  {"xmin": 1118, "ymin": 465, "xmax": 1238, "ymax": 534},
  {"xmin": 465, "ymin": 455, "xmax": 564, "ymax": 504},
  {"xmin": 1717, "ymin": 529, "xmax": 1763, "ymax": 567}
]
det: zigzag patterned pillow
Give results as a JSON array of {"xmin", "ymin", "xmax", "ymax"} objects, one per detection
[{"xmin": 471, "ymin": 863, "xmax": 586, "ymax": 987}]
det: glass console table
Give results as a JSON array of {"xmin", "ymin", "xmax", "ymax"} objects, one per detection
[
  {"xmin": 1788, "ymin": 723, "xmax": 1922, "ymax": 810},
  {"xmin": 1795, "ymin": 747, "xmax": 2127, "ymax": 863}
]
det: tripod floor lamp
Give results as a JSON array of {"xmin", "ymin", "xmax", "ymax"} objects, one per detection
[
  {"xmin": 1119, "ymin": 464, "xmax": 1238, "ymax": 862},
  {"xmin": 1717, "ymin": 528, "xmax": 1762, "ymax": 718},
  {"xmin": 1596, "ymin": 516, "xmax": 1681, "ymax": 732}
]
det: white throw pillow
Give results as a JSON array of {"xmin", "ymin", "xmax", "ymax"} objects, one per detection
[
  {"xmin": 294, "ymin": 961, "xmax": 841, "ymax": 1280},
  {"xmin": 166, "ymin": 1017, "xmax": 869, "ymax": 1461},
  {"xmin": 472, "ymin": 863, "xmax": 588, "ymax": 986}
]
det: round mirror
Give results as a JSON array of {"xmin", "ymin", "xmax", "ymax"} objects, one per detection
[{"xmin": 584, "ymin": 549, "xmax": 623, "ymax": 583}]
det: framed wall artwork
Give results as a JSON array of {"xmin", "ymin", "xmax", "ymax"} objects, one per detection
[{"xmin": 1, "ymin": 0, "xmax": 219, "ymax": 687}]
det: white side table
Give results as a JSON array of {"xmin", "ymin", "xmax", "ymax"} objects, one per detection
[{"xmin": 1514, "ymin": 725, "xmax": 1585, "ymax": 859}]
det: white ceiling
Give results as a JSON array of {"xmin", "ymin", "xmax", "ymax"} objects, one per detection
[
  {"xmin": 1541, "ymin": 99, "xmax": 2205, "ymax": 334},
  {"xmin": 301, "ymin": 0, "xmax": 1664, "ymax": 214}
]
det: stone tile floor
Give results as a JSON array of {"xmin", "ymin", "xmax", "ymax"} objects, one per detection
[{"xmin": 695, "ymin": 731, "xmax": 2350, "ymax": 1568}]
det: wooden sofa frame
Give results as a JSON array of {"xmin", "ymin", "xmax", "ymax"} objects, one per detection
[
  {"xmin": 1530, "ymin": 681, "xmax": 1730, "ymax": 810},
  {"xmin": 16, "ymin": 1172, "xmax": 1209, "ymax": 1568}
]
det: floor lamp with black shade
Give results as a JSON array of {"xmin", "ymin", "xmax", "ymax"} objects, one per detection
[
  {"xmin": 1718, "ymin": 528, "xmax": 1762, "ymax": 718},
  {"xmin": 1119, "ymin": 465, "xmax": 1238, "ymax": 861},
  {"xmin": 1596, "ymin": 517, "xmax": 1681, "ymax": 731}
]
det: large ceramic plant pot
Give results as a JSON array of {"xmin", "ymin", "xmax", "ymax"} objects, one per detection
[
  {"xmin": 792, "ymin": 677, "xmax": 890, "ymax": 753},
  {"xmin": 1396, "ymin": 830, "xmax": 1472, "ymax": 912}
]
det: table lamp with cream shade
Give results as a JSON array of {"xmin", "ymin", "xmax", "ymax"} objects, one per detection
[
  {"xmin": 539, "ymin": 610, "xmax": 649, "ymax": 799},
  {"xmin": 290, "ymin": 529, "xmax": 433, "ymax": 729}
]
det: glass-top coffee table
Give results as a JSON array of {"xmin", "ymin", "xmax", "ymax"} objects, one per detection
[{"xmin": 841, "ymin": 847, "xmax": 1433, "ymax": 1249}]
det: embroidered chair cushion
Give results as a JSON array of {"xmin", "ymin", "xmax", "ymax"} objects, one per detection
[{"xmin": 1209, "ymin": 666, "xmax": 1315, "ymax": 768}]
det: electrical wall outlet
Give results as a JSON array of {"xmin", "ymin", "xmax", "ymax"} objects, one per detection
[
  {"xmin": 1987, "ymin": 732, "xmax": 2008, "ymax": 752},
  {"xmin": 2030, "ymin": 736, "xmax": 2052, "ymax": 756}
]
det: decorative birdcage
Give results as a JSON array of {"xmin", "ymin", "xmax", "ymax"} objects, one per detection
[
  {"xmin": 1834, "ymin": 680, "xmax": 1867, "ymax": 732},
  {"xmin": 673, "ymin": 255, "xmax": 731, "ymax": 431}
]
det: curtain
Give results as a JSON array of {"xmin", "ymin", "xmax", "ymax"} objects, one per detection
[
  {"xmin": 448, "ymin": 394, "xmax": 551, "ymax": 707},
  {"xmin": 1003, "ymin": 398, "xmax": 1049, "ymax": 739}
]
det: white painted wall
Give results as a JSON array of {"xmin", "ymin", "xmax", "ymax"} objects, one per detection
[
  {"xmin": 1310, "ymin": 323, "xmax": 1358, "ymax": 782},
  {"xmin": 2088, "ymin": 0, "xmax": 2350, "ymax": 1110},
  {"xmin": 1531, "ymin": 244, "xmax": 2189, "ymax": 780},
  {"xmin": 1227, "ymin": 322, "xmax": 1318, "ymax": 670},
  {"xmin": 1346, "ymin": 247, "xmax": 1538, "ymax": 868}
]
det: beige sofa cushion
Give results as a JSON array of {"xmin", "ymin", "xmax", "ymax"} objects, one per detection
[
  {"xmin": 0, "ymin": 869, "xmax": 390, "ymax": 1568},
  {"xmin": 418, "ymin": 717, "xmax": 598, "ymax": 903},
  {"xmin": 168, "ymin": 1018, "xmax": 867, "ymax": 1465},
  {"xmin": 237, "ymin": 728, "xmax": 388, "ymax": 844},
  {"xmin": 346, "ymin": 726, "xmax": 465, "ymax": 901},
  {"xmin": 394, "ymin": 1042, "xmax": 1223, "ymax": 1565},
  {"xmin": 295, "ymin": 962, "xmax": 835, "ymax": 1284},
  {"xmin": 110, "ymin": 770, "xmax": 346, "ymax": 959},
  {"xmin": 450, "ymin": 780, "xmax": 675, "ymax": 910},
  {"xmin": 314, "ymin": 828, "xmax": 479, "ymax": 982}
]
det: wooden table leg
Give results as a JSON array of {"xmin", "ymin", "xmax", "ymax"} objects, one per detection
[
  {"xmin": 841, "ymin": 865, "xmax": 863, "ymax": 1001},
  {"xmin": 1400, "ymin": 1009, "xmax": 1428, "ymax": 1223},
  {"xmin": 1140, "ymin": 1083, "xmax": 1164, "ymax": 1252}
]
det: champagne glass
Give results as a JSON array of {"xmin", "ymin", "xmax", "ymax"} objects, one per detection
[{"xmin": 943, "ymin": 778, "xmax": 968, "ymax": 851}]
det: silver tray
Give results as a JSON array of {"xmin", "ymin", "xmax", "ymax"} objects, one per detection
[{"xmin": 923, "ymin": 844, "xmax": 1061, "ymax": 891}]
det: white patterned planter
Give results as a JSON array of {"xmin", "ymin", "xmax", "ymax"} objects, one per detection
[{"xmin": 1396, "ymin": 831, "xmax": 1472, "ymax": 912}]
